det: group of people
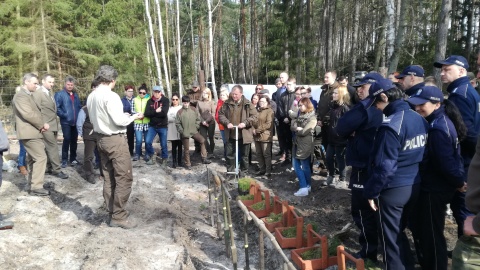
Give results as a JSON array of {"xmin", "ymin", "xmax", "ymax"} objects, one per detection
[{"xmin": 7, "ymin": 52, "xmax": 480, "ymax": 269}]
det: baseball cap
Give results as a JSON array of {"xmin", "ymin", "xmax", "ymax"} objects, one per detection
[
  {"xmin": 395, "ymin": 65, "xmax": 425, "ymax": 79},
  {"xmin": 353, "ymin": 73, "xmax": 384, "ymax": 87},
  {"xmin": 152, "ymin": 85, "xmax": 162, "ymax": 92},
  {"xmin": 407, "ymin": 86, "xmax": 444, "ymax": 105},
  {"xmin": 434, "ymin": 55, "xmax": 469, "ymax": 69},
  {"xmin": 361, "ymin": 78, "xmax": 395, "ymax": 109}
]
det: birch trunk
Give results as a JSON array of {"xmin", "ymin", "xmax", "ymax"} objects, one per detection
[
  {"xmin": 207, "ymin": 0, "xmax": 217, "ymax": 101},
  {"xmin": 40, "ymin": 1, "xmax": 49, "ymax": 73},
  {"xmin": 385, "ymin": 0, "xmax": 395, "ymax": 64},
  {"xmin": 434, "ymin": 0, "xmax": 452, "ymax": 87},
  {"xmin": 154, "ymin": 0, "xmax": 171, "ymax": 97},
  {"xmin": 388, "ymin": 0, "xmax": 408, "ymax": 73},
  {"xmin": 145, "ymin": 0, "xmax": 162, "ymax": 86},
  {"xmin": 176, "ymin": 0, "xmax": 183, "ymax": 97}
]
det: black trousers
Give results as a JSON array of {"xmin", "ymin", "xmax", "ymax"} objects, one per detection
[
  {"xmin": 413, "ymin": 190, "xmax": 455, "ymax": 270},
  {"xmin": 226, "ymin": 138, "xmax": 250, "ymax": 173},
  {"xmin": 126, "ymin": 122, "xmax": 134, "ymax": 156},
  {"xmin": 351, "ymin": 188, "xmax": 378, "ymax": 261}
]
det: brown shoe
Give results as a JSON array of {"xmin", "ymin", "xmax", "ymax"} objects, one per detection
[
  {"xmin": 109, "ymin": 218, "xmax": 137, "ymax": 229},
  {"xmin": 18, "ymin": 166, "xmax": 28, "ymax": 176}
]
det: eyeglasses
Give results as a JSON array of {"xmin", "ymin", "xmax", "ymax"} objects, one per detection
[
  {"xmin": 139, "ymin": 92, "xmax": 146, "ymax": 95},
  {"xmin": 126, "ymin": 90, "xmax": 134, "ymax": 93},
  {"xmin": 172, "ymin": 98, "xmax": 179, "ymax": 101}
]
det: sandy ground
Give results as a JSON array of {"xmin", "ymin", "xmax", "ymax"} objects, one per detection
[{"xmin": 0, "ymin": 138, "xmax": 459, "ymax": 269}]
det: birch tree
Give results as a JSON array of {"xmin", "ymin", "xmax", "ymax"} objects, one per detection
[
  {"xmin": 207, "ymin": 0, "xmax": 217, "ymax": 101},
  {"xmin": 145, "ymin": 0, "xmax": 163, "ymax": 86},
  {"xmin": 176, "ymin": 0, "xmax": 183, "ymax": 97},
  {"xmin": 434, "ymin": 0, "xmax": 452, "ymax": 87},
  {"xmin": 154, "ymin": 0, "xmax": 171, "ymax": 97},
  {"xmin": 386, "ymin": 0, "xmax": 396, "ymax": 64}
]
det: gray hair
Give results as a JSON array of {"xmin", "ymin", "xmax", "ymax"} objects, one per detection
[
  {"xmin": 22, "ymin": 73, "xmax": 38, "ymax": 85},
  {"xmin": 64, "ymin": 75, "xmax": 76, "ymax": 84},
  {"xmin": 94, "ymin": 65, "xmax": 118, "ymax": 84},
  {"xmin": 231, "ymin": 84, "xmax": 243, "ymax": 93}
]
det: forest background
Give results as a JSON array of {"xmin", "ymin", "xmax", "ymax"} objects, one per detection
[{"xmin": 0, "ymin": 0, "xmax": 479, "ymax": 102}]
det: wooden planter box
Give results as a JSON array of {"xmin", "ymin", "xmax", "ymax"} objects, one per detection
[
  {"xmin": 291, "ymin": 224, "xmax": 342, "ymax": 270},
  {"xmin": 274, "ymin": 205, "xmax": 304, "ymax": 249},
  {"xmin": 246, "ymin": 184, "xmax": 273, "ymax": 218},
  {"xmin": 261, "ymin": 197, "xmax": 287, "ymax": 232},
  {"xmin": 291, "ymin": 246, "xmax": 323, "ymax": 270},
  {"xmin": 238, "ymin": 182, "xmax": 261, "ymax": 207},
  {"xmin": 337, "ymin": 245, "xmax": 365, "ymax": 270}
]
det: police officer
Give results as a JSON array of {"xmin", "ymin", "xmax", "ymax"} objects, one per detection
[
  {"xmin": 395, "ymin": 65, "xmax": 425, "ymax": 96},
  {"xmin": 407, "ymin": 86, "xmax": 466, "ymax": 270},
  {"xmin": 364, "ymin": 78, "xmax": 429, "ymax": 270},
  {"xmin": 434, "ymin": 55, "xmax": 480, "ymax": 238},
  {"xmin": 336, "ymin": 72, "xmax": 384, "ymax": 262}
]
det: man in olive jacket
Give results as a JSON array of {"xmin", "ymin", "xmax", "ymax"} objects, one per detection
[
  {"xmin": 32, "ymin": 74, "xmax": 68, "ymax": 179},
  {"xmin": 13, "ymin": 73, "xmax": 50, "ymax": 196},
  {"xmin": 218, "ymin": 84, "xmax": 258, "ymax": 175},
  {"xmin": 175, "ymin": 96, "xmax": 211, "ymax": 169}
]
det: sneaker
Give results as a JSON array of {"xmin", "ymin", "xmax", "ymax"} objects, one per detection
[
  {"xmin": 53, "ymin": 171, "xmax": 69, "ymax": 179},
  {"xmin": 132, "ymin": 155, "xmax": 139, "ymax": 161},
  {"xmin": 18, "ymin": 166, "xmax": 28, "ymax": 175},
  {"xmin": 294, "ymin": 188, "xmax": 309, "ymax": 197},
  {"xmin": 326, "ymin": 175, "xmax": 334, "ymax": 185},
  {"xmin": 146, "ymin": 157, "xmax": 155, "ymax": 165},
  {"xmin": 70, "ymin": 160, "xmax": 80, "ymax": 166},
  {"xmin": 202, "ymin": 159, "xmax": 212, "ymax": 164},
  {"xmin": 307, "ymin": 185, "xmax": 312, "ymax": 192},
  {"xmin": 109, "ymin": 218, "xmax": 137, "ymax": 229},
  {"xmin": 0, "ymin": 220, "xmax": 14, "ymax": 230},
  {"xmin": 279, "ymin": 154, "xmax": 286, "ymax": 162},
  {"xmin": 61, "ymin": 160, "xmax": 68, "ymax": 168},
  {"xmin": 144, "ymin": 155, "xmax": 151, "ymax": 162},
  {"xmin": 29, "ymin": 188, "xmax": 50, "ymax": 196}
]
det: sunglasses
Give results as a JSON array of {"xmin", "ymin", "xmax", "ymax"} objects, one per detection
[{"xmin": 139, "ymin": 92, "xmax": 146, "ymax": 95}]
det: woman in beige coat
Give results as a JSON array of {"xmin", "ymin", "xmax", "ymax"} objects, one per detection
[
  {"xmin": 167, "ymin": 93, "xmax": 182, "ymax": 168},
  {"xmin": 197, "ymin": 88, "xmax": 216, "ymax": 157},
  {"xmin": 253, "ymin": 96, "xmax": 274, "ymax": 179}
]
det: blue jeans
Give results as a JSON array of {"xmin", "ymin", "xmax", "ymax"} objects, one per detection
[
  {"xmin": 60, "ymin": 124, "xmax": 78, "ymax": 162},
  {"xmin": 293, "ymin": 156, "xmax": 311, "ymax": 189},
  {"xmin": 146, "ymin": 127, "xmax": 168, "ymax": 159},
  {"xmin": 18, "ymin": 140, "xmax": 27, "ymax": 166},
  {"xmin": 134, "ymin": 130, "xmax": 151, "ymax": 157}
]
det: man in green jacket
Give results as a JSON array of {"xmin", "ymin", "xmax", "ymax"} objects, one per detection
[{"xmin": 175, "ymin": 96, "xmax": 211, "ymax": 169}]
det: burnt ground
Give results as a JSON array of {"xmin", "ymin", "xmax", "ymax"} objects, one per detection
[{"xmin": 0, "ymin": 137, "xmax": 458, "ymax": 269}]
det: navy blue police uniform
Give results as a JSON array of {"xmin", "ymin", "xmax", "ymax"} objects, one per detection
[
  {"xmin": 446, "ymin": 76, "xmax": 480, "ymax": 237},
  {"xmin": 336, "ymin": 102, "xmax": 382, "ymax": 261},
  {"xmin": 416, "ymin": 106, "xmax": 465, "ymax": 270},
  {"xmin": 364, "ymin": 81, "xmax": 429, "ymax": 270},
  {"xmin": 336, "ymin": 72, "xmax": 384, "ymax": 262}
]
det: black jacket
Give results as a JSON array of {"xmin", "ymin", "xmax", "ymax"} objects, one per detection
[
  {"xmin": 316, "ymin": 81, "xmax": 339, "ymax": 121},
  {"xmin": 144, "ymin": 95, "xmax": 170, "ymax": 128}
]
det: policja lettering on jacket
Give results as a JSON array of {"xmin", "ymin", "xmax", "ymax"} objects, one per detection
[{"xmin": 403, "ymin": 134, "xmax": 427, "ymax": 151}]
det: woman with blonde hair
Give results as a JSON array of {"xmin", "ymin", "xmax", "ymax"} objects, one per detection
[
  {"xmin": 324, "ymin": 86, "xmax": 350, "ymax": 185},
  {"xmin": 197, "ymin": 87, "xmax": 216, "ymax": 157}
]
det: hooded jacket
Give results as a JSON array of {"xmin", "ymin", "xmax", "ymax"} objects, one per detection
[
  {"xmin": 253, "ymin": 105, "xmax": 274, "ymax": 142},
  {"xmin": 144, "ymin": 95, "xmax": 170, "ymax": 128},
  {"xmin": 291, "ymin": 110, "xmax": 317, "ymax": 160}
]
